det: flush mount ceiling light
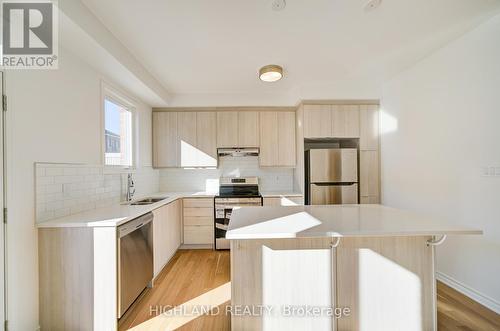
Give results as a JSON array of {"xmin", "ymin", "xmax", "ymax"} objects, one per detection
[
  {"xmin": 364, "ymin": 0, "xmax": 382, "ymax": 12},
  {"xmin": 259, "ymin": 65, "xmax": 283, "ymax": 82}
]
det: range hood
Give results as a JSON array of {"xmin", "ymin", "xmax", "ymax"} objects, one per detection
[{"xmin": 217, "ymin": 148, "xmax": 259, "ymax": 157}]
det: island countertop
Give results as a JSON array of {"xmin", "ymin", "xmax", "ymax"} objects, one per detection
[{"xmin": 226, "ymin": 204, "xmax": 482, "ymax": 239}]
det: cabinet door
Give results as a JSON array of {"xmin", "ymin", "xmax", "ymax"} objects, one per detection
[
  {"xmin": 152, "ymin": 205, "xmax": 169, "ymax": 277},
  {"xmin": 278, "ymin": 111, "xmax": 296, "ymax": 167},
  {"xmin": 178, "ymin": 112, "xmax": 198, "ymax": 167},
  {"xmin": 259, "ymin": 112, "xmax": 279, "ymax": 166},
  {"xmin": 360, "ymin": 105, "xmax": 379, "ymax": 150},
  {"xmin": 196, "ymin": 112, "xmax": 217, "ymax": 167},
  {"xmin": 360, "ymin": 150, "xmax": 379, "ymax": 202},
  {"xmin": 303, "ymin": 105, "xmax": 332, "ymax": 138},
  {"xmin": 332, "ymin": 105, "xmax": 360, "ymax": 138},
  {"xmin": 238, "ymin": 111, "xmax": 259, "ymax": 147},
  {"xmin": 263, "ymin": 196, "xmax": 303, "ymax": 206},
  {"xmin": 152, "ymin": 112, "xmax": 178, "ymax": 167},
  {"xmin": 216, "ymin": 111, "xmax": 238, "ymax": 148},
  {"xmin": 166, "ymin": 200, "xmax": 181, "ymax": 260}
]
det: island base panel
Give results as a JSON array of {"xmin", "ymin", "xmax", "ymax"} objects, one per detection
[{"xmin": 230, "ymin": 236, "xmax": 435, "ymax": 331}]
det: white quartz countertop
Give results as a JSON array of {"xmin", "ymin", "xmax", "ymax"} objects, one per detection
[
  {"xmin": 36, "ymin": 191, "xmax": 216, "ymax": 228},
  {"xmin": 226, "ymin": 204, "xmax": 482, "ymax": 239}
]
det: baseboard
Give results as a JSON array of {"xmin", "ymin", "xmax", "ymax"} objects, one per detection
[{"xmin": 436, "ymin": 271, "xmax": 500, "ymax": 314}]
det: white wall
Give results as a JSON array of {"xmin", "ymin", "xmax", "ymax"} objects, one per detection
[
  {"xmin": 381, "ymin": 14, "xmax": 500, "ymax": 312},
  {"xmin": 5, "ymin": 47, "xmax": 155, "ymax": 330}
]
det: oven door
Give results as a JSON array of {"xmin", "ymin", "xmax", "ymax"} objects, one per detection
[{"xmin": 214, "ymin": 198, "xmax": 262, "ymax": 250}]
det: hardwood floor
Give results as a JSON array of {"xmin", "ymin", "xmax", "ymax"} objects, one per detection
[{"xmin": 119, "ymin": 249, "xmax": 500, "ymax": 331}]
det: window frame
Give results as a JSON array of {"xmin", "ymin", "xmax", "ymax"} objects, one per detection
[{"xmin": 101, "ymin": 82, "xmax": 137, "ymax": 170}]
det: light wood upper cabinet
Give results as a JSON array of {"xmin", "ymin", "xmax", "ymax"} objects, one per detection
[
  {"xmin": 278, "ymin": 112, "xmax": 296, "ymax": 167},
  {"xmin": 260, "ymin": 111, "xmax": 296, "ymax": 167},
  {"xmin": 332, "ymin": 105, "xmax": 360, "ymax": 138},
  {"xmin": 153, "ymin": 112, "xmax": 178, "ymax": 168},
  {"xmin": 196, "ymin": 112, "xmax": 217, "ymax": 167},
  {"xmin": 303, "ymin": 105, "xmax": 332, "ymax": 138},
  {"xmin": 217, "ymin": 111, "xmax": 238, "ymax": 148},
  {"xmin": 360, "ymin": 105, "xmax": 379, "ymax": 150},
  {"xmin": 238, "ymin": 111, "xmax": 259, "ymax": 147},
  {"xmin": 178, "ymin": 112, "xmax": 198, "ymax": 167},
  {"xmin": 259, "ymin": 112, "xmax": 279, "ymax": 166}
]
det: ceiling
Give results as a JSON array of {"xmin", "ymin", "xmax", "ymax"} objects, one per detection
[{"xmin": 81, "ymin": 0, "xmax": 500, "ymax": 106}]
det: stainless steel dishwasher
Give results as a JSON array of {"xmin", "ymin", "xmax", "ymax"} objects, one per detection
[{"xmin": 117, "ymin": 212, "xmax": 154, "ymax": 318}]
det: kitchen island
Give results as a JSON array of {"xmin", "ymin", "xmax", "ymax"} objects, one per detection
[{"xmin": 226, "ymin": 204, "xmax": 481, "ymax": 331}]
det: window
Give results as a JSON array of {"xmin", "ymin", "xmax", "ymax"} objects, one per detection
[{"xmin": 104, "ymin": 97, "xmax": 134, "ymax": 167}]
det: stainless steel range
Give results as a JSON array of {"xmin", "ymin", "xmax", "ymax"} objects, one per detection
[{"xmin": 214, "ymin": 177, "xmax": 262, "ymax": 250}]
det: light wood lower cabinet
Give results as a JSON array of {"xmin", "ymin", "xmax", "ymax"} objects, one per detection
[
  {"xmin": 183, "ymin": 198, "xmax": 214, "ymax": 246},
  {"xmin": 153, "ymin": 200, "xmax": 182, "ymax": 278},
  {"xmin": 263, "ymin": 196, "xmax": 304, "ymax": 206}
]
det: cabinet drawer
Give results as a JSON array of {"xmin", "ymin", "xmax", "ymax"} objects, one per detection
[
  {"xmin": 183, "ymin": 207, "xmax": 213, "ymax": 217},
  {"xmin": 184, "ymin": 225, "xmax": 213, "ymax": 244},
  {"xmin": 184, "ymin": 216, "xmax": 213, "ymax": 226},
  {"xmin": 183, "ymin": 198, "xmax": 213, "ymax": 208},
  {"xmin": 263, "ymin": 196, "xmax": 303, "ymax": 206}
]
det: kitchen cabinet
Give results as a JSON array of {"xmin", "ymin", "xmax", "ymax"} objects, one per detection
[
  {"xmin": 278, "ymin": 112, "xmax": 296, "ymax": 167},
  {"xmin": 183, "ymin": 198, "xmax": 214, "ymax": 246},
  {"xmin": 217, "ymin": 111, "xmax": 259, "ymax": 148},
  {"xmin": 303, "ymin": 104, "xmax": 332, "ymax": 138},
  {"xmin": 259, "ymin": 111, "xmax": 296, "ymax": 167},
  {"xmin": 196, "ymin": 112, "xmax": 217, "ymax": 167},
  {"xmin": 360, "ymin": 104, "xmax": 379, "ymax": 150},
  {"xmin": 153, "ymin": 111, "xmax": 217, "ymax": 168},
  {"xmin": 360, "ymin": 150, "xmax": 380, "ymax": 203},
  {"xmin": 152, "ymin": 112, "xmax": 178, "ymax": 168},
  {"xmin": 303, "ymin": 104, "xmax": 360, "ymax": 139},
  {"xmin": 153, "ymin": 200, "xmax": 182, "ymax": 278},
  {"xmin": 263, "ymin": 196, "xmax": 304, "ymax": 206},
  {"xmin": 331, "ymin": 105, "xmax": 360, "ymax": 138},
  {"xmin": 259, "ymin": 112, "xmax": 279, "ymax": 166},
  {"xmin": 238, "ymin": 111, "xmax": 259, "ymax": 147},
  {"xmin": 217, "ymin": 111, "xmax": 238, "ymax": 147},
  {"xmin": 178, "ymin": 112, "xmax": 198, "ymax": 167}
]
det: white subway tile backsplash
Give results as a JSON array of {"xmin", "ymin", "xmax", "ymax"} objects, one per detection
[
  {"xmin": 35, "ymin": 163, "xmax": 160, "ymax": 223},
  {"xmin": 159, "ymin": 156, "xmax": 294, "ymax": 192}
]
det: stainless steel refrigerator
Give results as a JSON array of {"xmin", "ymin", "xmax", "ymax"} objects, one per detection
[{"xmin": 305, "ymin": 148, "xmax": 359, "ymax": 204}]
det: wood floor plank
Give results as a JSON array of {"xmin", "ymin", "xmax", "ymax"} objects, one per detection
[{"xmin": 119, "ymin": 249, "xmax": 500, "ymax": 331}]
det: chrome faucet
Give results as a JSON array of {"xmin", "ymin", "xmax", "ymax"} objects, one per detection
[{"xmin": 126, "ymin": 173, "xmax": 136, "ymax": 202}]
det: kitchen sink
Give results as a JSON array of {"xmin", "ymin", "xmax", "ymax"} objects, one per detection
[{"xmin": 128, "ymin": 197, "xmax": 168, "ymax": 205}]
